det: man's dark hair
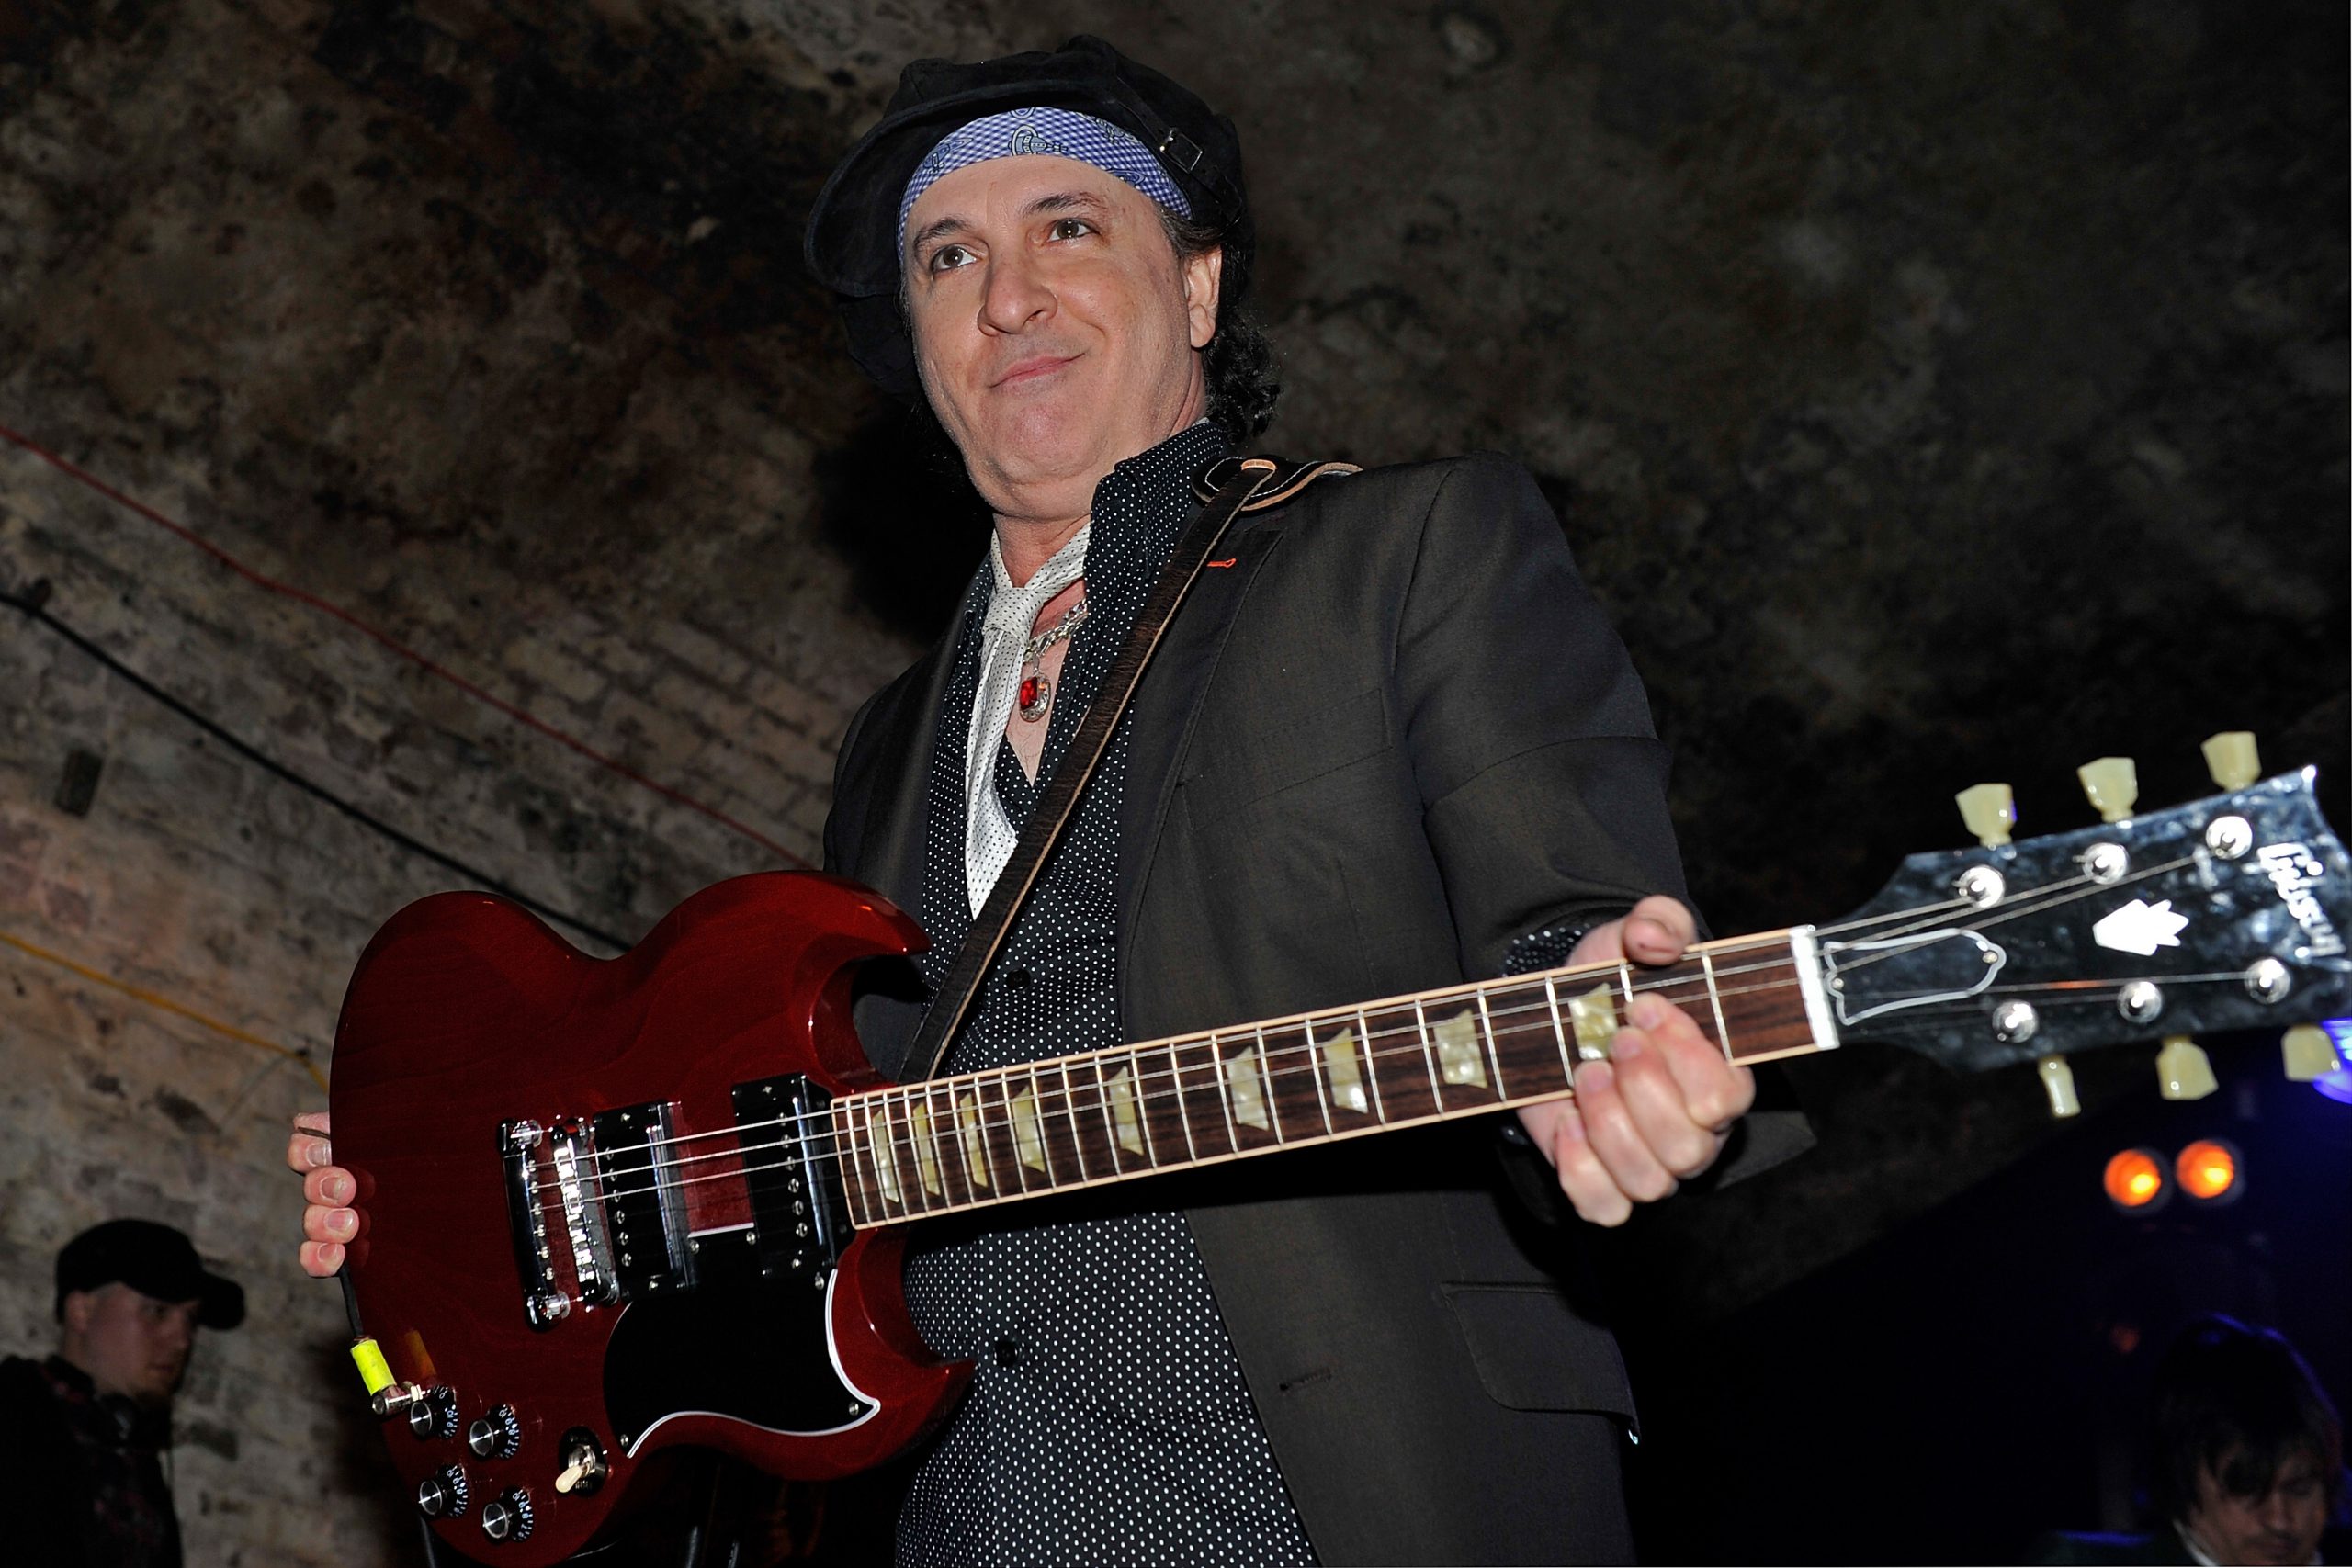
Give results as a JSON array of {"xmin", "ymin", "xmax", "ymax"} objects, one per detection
[
  {"xmin": 2148, "ymin": 1315, "xmax": 2345, "ymax": 1526},
  {"xmin": 1158, "ymin": 206, "xmax": 1279, "ymax": 442}
]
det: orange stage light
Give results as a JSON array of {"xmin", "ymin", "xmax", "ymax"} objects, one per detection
[
  {"xmin": 2177, "ymin": 1139, "xmax": 2240, "ymax": 1202},
  {"xmin": 2104, "ymin": 1147, "xmax": 2167, "ymax": 1211}
]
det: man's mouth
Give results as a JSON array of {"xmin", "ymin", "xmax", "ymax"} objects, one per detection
[{"xmin": 992, "ymin": 353, "xmax": 1079, "ymax": 389}]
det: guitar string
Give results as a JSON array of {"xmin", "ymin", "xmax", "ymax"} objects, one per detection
[
  {"xmin": 575, "ymin": 845, "xmax": 2196, "ymax": 1171},
  {"xmin": 550, "ymin": 968, "xmax": 2256, "ymax": 1216},
  {"xmin": 527, "ymin": 847, "xmax": 2250, "ymax": 1228},
  {"xmin": 575, "ymin": 935, "xmax": 1813, "ymax": 1166},
  {"xmin": 559, "ymin": 834, "xmax": 2235, "ymax": 1202}
]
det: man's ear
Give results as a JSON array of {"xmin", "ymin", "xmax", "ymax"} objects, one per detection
[
  {"xmin": 61, "ymin": 1288, "xmax": 96, "ymax": 1337},
  {"xmin": 1182, "ymin": 245, "xmax": 1224, "ymax": 350}
]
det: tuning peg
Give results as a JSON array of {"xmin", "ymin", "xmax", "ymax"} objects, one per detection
[
  {"xmin": 2078, "ymin": 757, "xmax": 2139, "ymax": 823},
  {"xmin": 2202, "ymin": 731, "xmax": 2260, "ymax": 791},
  {"xmin": 2037, "ymin": 1055, "xmax": 2082, "ymax": 1118},
  {"xmin": 2156, "ymin": 1035, "xmax": 2219, "ymax": 1100},
  {"xmin": 2282, "ymin": 1023, "xmax": 2342, "ymax": 1082},
  {"xmin": 1956, "ymin": 783, "xmax": 2016, "ymax": 849}
]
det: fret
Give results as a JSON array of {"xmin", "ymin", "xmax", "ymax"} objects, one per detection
[
  {"xmin": 1005, "ymin": 1066, "xmax": 1054, "ymax": 1185},
  {"xmin": 864, "ymin": 1099, "xmax": 904, "ymax": 1215},
  {"xmin": 1424, "ymin": 998, "xmax": 1497, "ymax": 1112},
  {"xmin": 1159, "ymin": 1039, "xmax": 1201, "ymax": 1161},
  {"xmin": 1312, "ymin": 1015, "xmax": 1372, "ymax": 1123},
  {"xmin": 836, "ymin": 1103, "xmax": 876, "ymax": 1225},
  {"xmin": 1565, "ymin": 979, "xmax": 1619, "ymax": 1061},
  {"xmin": 1488, "ymin": 978, "xmax": 1574, "ymax": 1100},
  {"xmin": 1411, "ymin": 999, "xmax": 1445, "ymax": 1107},
  {"xmin": 1172, "ymin": 1035, "xmax": 1236, "ymax": 1158},
  {"xmin": 1253, "ymin": 1028, "xmax": 1289, "ymax": 1145},
  {"xmin": 1220, "ymin": 1031, "xmax": 1281, "ymax": 1151},
  {"xmin": 1102, "ymin": 1050, "xmax": 1150, "ymax": 1168},
  {"xmin": 1617, "ymin": 960, "xmax": 1638, "ymax": 1016},
  {"xmin": 922, "ymin": 1082, "xmax": 974, "ymax": 1206},
  {"xmin": 1064, "ymin": 1058, "xmax": 1120, "ymax": 1180},
  {"xmin": 954, "ymin": 1086, "xmax": 994, "ymax": 1193},
  {"xmin": 1365, "ymin": 1002, "xmax": 1439, "ymax": 1121},
  {"xmin": 1542, "ymin": 975, "xmax": 1574, "ymax": 1082},
  {"xmin": 1299, "ymin": 1021, "xmax": 1335, "ymax": 1134},
  {"xmin": 978, "ymin": 1072, "xmax": 1030, "ymax": 1194},
  {"xmin": 1355, "ymin": 1008, "xmax": 1387, "ymax": 1122},
  {"xmin": 1476, "ymin": 987, "xmax": 1505, "ymax": 1099},
  {"xmin": 1699, "ymin": 948, "xmax": 1734, "ymax": 1060},
  {"xmin": 1208, "ymin": 1031, "xmax": 1241, "ymax": 1149},
  {"xmin": 1714, "ymin": 940, "xmax": 1820, "ymax": 1064},
  {"xmin": 904, "ymin": 1089, "xmax": 944, "ymax": 1202}
]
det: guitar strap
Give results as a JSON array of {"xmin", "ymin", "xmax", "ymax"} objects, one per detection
[{"xmin": 898, "ymin": 452, "xmax": 1358, "ymax": 1084}]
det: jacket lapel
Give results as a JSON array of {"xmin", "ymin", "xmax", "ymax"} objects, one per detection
[
  {"xmin": 840, "ymin": 604, "xmax": 968, "ymax": 1080},
  {"xmin": 1114, "ymin": 523, "xmax": 1285, "ymax": 1036}
]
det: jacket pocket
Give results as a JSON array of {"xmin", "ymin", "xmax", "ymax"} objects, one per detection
[
  {"xmin": 1439, "ymin": 1282, "xmax": 1639, "ymax": 1427},
  {"xmin": 1182, "ymin": 684, "xmax": 1391, "ymax": 814}
]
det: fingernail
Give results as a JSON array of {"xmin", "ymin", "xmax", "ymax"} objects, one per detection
[
  {"xmin": 326, "ymin": 1177, "xmax": 352, "ymax": 1202},
  {"xmin": 1614, "ymin": 1030, "xmax": 1646, "ymax": 1061},
  {"xmin": 304, "ymin": 1143, "xmax": 329, "ymax": 1168},
  {"xmin": 1629, "ymin": 993, "xmax": 1667, "ymax": 1029},
  {"xmin": 331, "ymin": 1212, "xmax": 356, "ymax": 1238}
]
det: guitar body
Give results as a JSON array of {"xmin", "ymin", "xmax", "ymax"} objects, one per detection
[{"xmin": 329, "ymin": 873, "xmax": 967, "ymax": 1565}]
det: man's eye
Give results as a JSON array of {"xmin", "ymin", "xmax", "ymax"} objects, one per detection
[
  {"xmin": 928, "ymin": 243, "xmax": 974, "ymax": 273},
  {"xmin": 1048, "ymin": 218, "xmax": 1093, "ymax": 242}
]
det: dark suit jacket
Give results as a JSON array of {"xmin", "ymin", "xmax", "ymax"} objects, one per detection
[{"xmin": 824, "ymin": 452, "xmax": 1810, "ymax": 1563}]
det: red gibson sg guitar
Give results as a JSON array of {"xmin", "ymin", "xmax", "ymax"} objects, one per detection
[{"xmin": 329, "ymin": 745, "xmax": 2352, "ymax": 1562}]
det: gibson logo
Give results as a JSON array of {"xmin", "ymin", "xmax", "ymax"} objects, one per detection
[{"xmin": 2256, "ymin": 842, "xmax": 2346, "ymax": 958}]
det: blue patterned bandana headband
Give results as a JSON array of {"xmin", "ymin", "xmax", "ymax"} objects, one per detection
[{"xmin": 897, "ymin": 107, "xmax": 1193, "ymax": 262}]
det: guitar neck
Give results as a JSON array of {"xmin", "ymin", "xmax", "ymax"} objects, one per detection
[{"xmin": 829, "ymin": 928, "xmax": 1836, "ymax": 1228}]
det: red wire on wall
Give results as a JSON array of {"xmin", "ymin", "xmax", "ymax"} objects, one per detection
[{"xmin": 0, "ymin": 421, "xmax": 810, "ymax": 869}]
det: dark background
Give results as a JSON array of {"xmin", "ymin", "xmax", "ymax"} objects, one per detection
[{"xmin": 1, "ymin": 0, "xmax": 2345, "ymax": 1560}]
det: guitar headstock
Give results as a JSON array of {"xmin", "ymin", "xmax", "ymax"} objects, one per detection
[{"xmin": 1822, "ymin": 760, "xmax": 2352, "ymax": 1089}]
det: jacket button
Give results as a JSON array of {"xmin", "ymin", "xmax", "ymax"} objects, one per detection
[
  {"xmin": 992, "ymin": 1338, "xmax": 1021, "ymax": 1368},
  {"xmin": 1004, "ymin": 967, "xmax": 1032, "ymax": 990}
]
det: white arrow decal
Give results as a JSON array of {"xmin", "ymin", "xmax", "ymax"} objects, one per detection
[{"xmin": 2093, "ymin": 898, "xmax": 2189, "ymax": 956}]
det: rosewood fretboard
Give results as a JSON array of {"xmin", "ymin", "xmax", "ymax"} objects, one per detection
[{"xmin": 825, "ymin": 931, "xmax": 1827, "ymax": 1228}]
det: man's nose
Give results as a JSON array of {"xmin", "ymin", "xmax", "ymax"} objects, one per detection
[{"xmin": 978, "ymin": 251, "xmax": 1054, "ymax": 334}]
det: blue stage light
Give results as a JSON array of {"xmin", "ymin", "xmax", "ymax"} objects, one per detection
[{"xmin": 2318, "ymin": 1019, "xmax": 2352, "ymax": 1106}]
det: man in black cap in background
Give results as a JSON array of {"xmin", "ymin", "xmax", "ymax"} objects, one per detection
[
  {"xmin": 0, "ymin": 1219, "xmax": 243, "ymax": 1568},
  {"xmin": 297, "ymin": 32, "xmax": 1807, "ymax": 1563}
]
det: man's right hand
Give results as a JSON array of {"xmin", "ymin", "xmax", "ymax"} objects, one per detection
[{"xmin": 286, "ymin": 1112, "xmax": 356, "ymax": 1277}]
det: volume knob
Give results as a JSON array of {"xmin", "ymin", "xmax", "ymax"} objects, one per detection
[
  {"xmin": 467, "ymin": 1404, "xmax": 523, "ymax": 1460},
  {"xmin": 407, "ymin": 1387, "xmax": 458, "ymax": 1441},
  {"xmin": 416, "ymin": 1465, "xmax": 469, "ymax": 1519},
  {"xmin": 481, "ymin": 1489, "xmax": 535, "ymax": 1542}
]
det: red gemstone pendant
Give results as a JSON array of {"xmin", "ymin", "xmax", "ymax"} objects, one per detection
[{"xmin": 1017, "ymin": 673, "xmax": 1049, "ymax": 721}]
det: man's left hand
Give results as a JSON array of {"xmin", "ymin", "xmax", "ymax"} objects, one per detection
[{"xmin": 1516, "ymin": 895, "xmax": 1754, "ymax": 1225}]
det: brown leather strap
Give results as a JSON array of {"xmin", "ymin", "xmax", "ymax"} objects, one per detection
[{"xmin": 899, "ymin": 454, "xmax": 1329, "ymax": 1084}]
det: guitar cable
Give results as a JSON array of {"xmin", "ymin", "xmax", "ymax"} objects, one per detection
[{"xmin": 0, "ymin": 576, "xmax": 631, "ymax": 953}]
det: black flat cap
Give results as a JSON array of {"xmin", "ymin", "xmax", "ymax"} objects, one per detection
[
  {"xmin": 804, "ymin": 35, "xmax": 1253, "ymax": 397},
  {"xmin": 56, "ymin": 1219, "xmax": 245, "ymax": 1330}
]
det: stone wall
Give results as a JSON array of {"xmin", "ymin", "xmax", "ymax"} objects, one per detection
[{"xmin": 0, "ymin": 1, "xmax": 2341, "ymax": 1562}]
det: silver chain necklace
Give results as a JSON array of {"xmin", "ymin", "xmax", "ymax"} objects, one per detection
[{"xmin": 1016, "ymin": 596, "xmax": 1090, "ymax": 722}]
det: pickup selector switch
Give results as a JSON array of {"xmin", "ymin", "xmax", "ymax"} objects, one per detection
[
  {"xmin": 481, "ymin": 1489, "xmax": 535, "ymax": 1542},
  {"xmin": 407, "ymin": 1387, "xmax": 458, "ymax": 1441},
  {"xmin": 468, "ymin": 1404, "xmax": 523, "ymax": 1460},
  {"xmin": 416, "ymin": 1465, "xmax": 469, "ymax": 1519}
]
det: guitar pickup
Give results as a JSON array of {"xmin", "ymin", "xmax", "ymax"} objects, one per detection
[
  {"xmin": 592, "ymin": 1101, "xmax": 697, "ymax": 1297},
  {"xmin": 730, "ymin": 1076, "xmax": 849, "ymax": 1282}
]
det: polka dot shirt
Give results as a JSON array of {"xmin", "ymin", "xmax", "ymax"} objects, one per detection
[{"xmin": 896, "ymin": 423, "xmax": 1317, "ymax": 1567}]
